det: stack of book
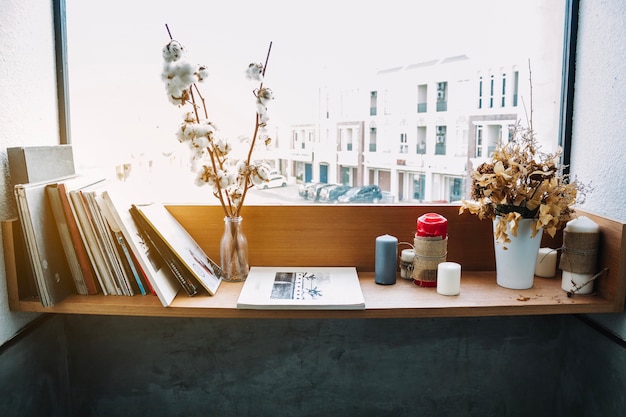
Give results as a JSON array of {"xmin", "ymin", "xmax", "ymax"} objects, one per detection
[{"xmin": 7, "ymin": 149, "xmax": 222, "ymax": 307}]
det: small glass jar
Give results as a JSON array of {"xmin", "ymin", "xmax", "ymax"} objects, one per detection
[{"xmin": 399, "ymin": 249, "xmax": 415, "ymax": 280}]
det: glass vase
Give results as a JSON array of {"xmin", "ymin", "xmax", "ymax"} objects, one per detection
[{"xmin": 220, "ymin": 216, "xmax": 249, "ymax": 282}]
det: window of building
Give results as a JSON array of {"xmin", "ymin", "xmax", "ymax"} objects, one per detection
[
  {"xmin": 413, "ymin": 173, "xmax": 426, "ymax": 201},
  {"xmin": 399, "ymin": 133, "xmax": 408, "ymax": 153},
  {"xmin": 370, "ymin": 91, "xmax": 378, "ymax": 116},
  {"xmin": 436, "ymin": 126, "xmax": 447, "ymax": 155},
  {"xmin": 476, "ymin": 125, "xmax": 483, "ymax": 157},
  {"xmin": 501, "ymin": 73, "xmax": 507, "ymax": 107},
  {"xmin": 417, "ymin": 126, "xmax": 427, "ymax": 155},
  {"xmin": 346, "ymin": 129, "xmax": 353, "ymax": 151},
  {"xmin": 417, "ymin": 84, "xmax": 428, "ymax": 113},
  {"xmin": 489, "ymin": 75, "xmax": 495, "ymax": 108},
  {"xmin": 513, "ymin": 71, "xmax": 519, "ymax": 107},
  {"xmin": 449, "ymin": 177, "xmax": 464, "ymax": 202},
  {"xmin": 478, "ymin": 76, "xmax": 483, "ymax": 109},
  {"xmin": 436, "ymin": 82, "xmax": 448, "ymax": 112},
  {"xmin": 369, "ymin": 127, "xmax": 377, "ymax": 152}
]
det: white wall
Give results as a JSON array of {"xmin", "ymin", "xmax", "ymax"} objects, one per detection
[
  {"xmin": 0, "ymin": 0, "xmax": 60, "ymax": 344},
  {"xmin": 0, "ymin": 0, "xmax": 625, "ymax": 345},
  {"xmin": 572, "ymin": 0, "xmax": 626, "ymax": 336},
  {"xmin": 570, "ymin": 0, "xmax": 626, "ymax": 222}
]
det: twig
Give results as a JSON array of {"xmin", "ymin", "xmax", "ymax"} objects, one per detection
[{"xmin": 567, "ymin": 268, "xmax": 609, "ymax": 297}]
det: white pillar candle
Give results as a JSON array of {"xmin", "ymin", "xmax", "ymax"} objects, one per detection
[
  {"xmin": 535, "ymin": 248, "xmax": 557, "ymax": 277},
  {"xmin": 561, "ymin": 271, "xmax": 595, "ymax": 295},
  {"xmin": 564, "ymin": 216, "xmax": 599, "ymax": 233},
  {"xmin": 561, "ymin": 216, "xmax": 599, "ymax": 294},
  {"xmin": 436, "ymin": 262, "xmax": 461, "ymax": 296}
]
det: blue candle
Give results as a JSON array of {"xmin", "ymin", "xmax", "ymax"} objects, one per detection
[{"xmin": 375, "ymin": 234, "xmax": 398, "ymax": 285}]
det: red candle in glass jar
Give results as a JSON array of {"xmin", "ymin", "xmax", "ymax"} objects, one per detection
[{"xmin": 416, "ymin": 213, "xmax": 448, "ymax": 238}]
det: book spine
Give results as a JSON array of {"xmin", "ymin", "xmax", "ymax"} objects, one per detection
[
  {"xmin": 114, "ymin": 230, "xmax": 147, "ymax": 295},
  {"xmin": 57, "ymin": 183, "xmax": 99, "ymax": 295},
  {"xmin": 68, "ymin": 190, "xmax": 111, "ymax": 295},
  {"xmin": 82, "ymin": 191, "xmax": 127, "ymax": 295},
  {"xmin": 14, "ymin": 186, "xmax": 51, "ymax": 307},
  {"xmin": 100, "ymin": 190, "xmax": 178, "ymax": 306},
  {"xmin": 46, "ymin": 185, "xmax": 88, "ymax": 295}
]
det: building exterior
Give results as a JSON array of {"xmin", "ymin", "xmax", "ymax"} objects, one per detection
[{"xmin": 271, "ymin": 53, "xmax": 560, "ymax": 203}]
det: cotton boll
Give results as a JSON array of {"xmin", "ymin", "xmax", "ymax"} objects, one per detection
[
  {"xmin": 235, "ymin": 160, "xmax": 248, "ymax": 175},
  {"xmin": 197, "ymin": 65, "xmax": 209, "ymax": 82},
  {"xmin": 176, "ymin": 124, "xmax": 188, "ymax": 143},
  {"xmin": 172, "ymin": 61, "xmax": 197, "ymax": 89},
  {"xmin": 192, "ymin": 136, "xmax": 210, "ymax": 150},
  {"xmin": 163, "ymin": 40, "xmax": 185, "ymax": 62},
  {"xmin": 255, "ymin": 163, "xmax": 271, "ymax": 181},
  {"xmin": 193, "ymin": 122, "xmax": 216, "ymax": 139},
  {"xmin": 217, "ymin": 169, "xmax": 236, "ymax": 189},
  {"xmin": 246, "ymin": 63, "xmax": 264, "ymax": 81},
  {"xmin": 256, "ymin": 103, "xmax": 270, "ymax": 124},
  {"xmin": 213, "ymin": 137, "xmax": 232, "ymax": 155},
  {"xmin": 256, "ymin": 88, "xmax": 273, "ymax": 106},
  {"xmin": 161, "ymin": 62, "xmax": 177, "ymax": 81}
]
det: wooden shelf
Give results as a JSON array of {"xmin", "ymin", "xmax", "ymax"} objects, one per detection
[
  {"xmin": 8, "ymin": 271, "xmax": 617, "ymax": 319},
  {"xmin": 4, "ymin": 205, "xmax": 625, "ymax": 318}
]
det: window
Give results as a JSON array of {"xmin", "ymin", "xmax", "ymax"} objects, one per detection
[
  {"xmin": 399, "ymin": 133, "xmax": 408, "ymax": 153},
  {"xmin": 63, "ymin": 0, "xmax": 573, "ymax": 205},
  {"xmin": 513, "ymin": 71, "xmax": 519, "ymax": 107},
  {"xmin": 417, "ymin": 126, "xmax": 427, "ymax": 154},
  {"xmin": 436, "ymin": 126, "xmax": 447, "ymax": 155},
  {"xmin": 476, "ymin": 125, "xmax": 483, "ymax": 157},
  {"xmin": 413, "ymin": 174, "xmax": 426, "ymax": 201},
  {"xmin": 489, "ymin": 75, "xmax": 495, "ymax": 108},
  {"xmin": 369, "ymin": 127, "xmax": 377, "ymax": 152},
  {"xmin": 501, "ymin": 73, "xmax": 507, "ymax": 107},
  {"xmin": 436, "ymin": 82, "xmax": 448, "ymax": 112},
  {"xmin": 417, "ymin": 84, "xmax": 428, "ymax": 113},
  {"xmin": 370, "ymin": 91, "xmax": 378, "ymax": 116}
]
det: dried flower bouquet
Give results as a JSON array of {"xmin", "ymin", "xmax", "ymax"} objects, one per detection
[{"xmin": 460, "ymin": 122, "xmax": 588, "ymax": 246}]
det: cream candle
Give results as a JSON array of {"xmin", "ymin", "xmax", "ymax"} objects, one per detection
[
  {"xmin": 564, "ymin": 216, "xmax": 599, "ymax": 233},
  {"xmin": 562, "ymin": 271, "xmax": 595, "ymax": 295},
  {"xmin": 535, "ymin": 248, "xmax": 557, "ymax": 278},
  {"xmin": 436, "ymin": 262, "xmax": 461, "ymax": 296},
  {"xmin": 560, "ymin": 216, "xmax": 600, "ymax": 295}
]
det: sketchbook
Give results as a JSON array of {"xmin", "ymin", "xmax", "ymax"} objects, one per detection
[
  {"xmin": 237, "ymin": 267, "xmax": 365, "ymax": 310},
  {"xmin": 132, "ymin": 203, "xmax": 222, "ymax": 296}
]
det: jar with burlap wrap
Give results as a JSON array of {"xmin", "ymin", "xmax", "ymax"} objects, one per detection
[
  {"xmin": 412, "ymin": 236, "xmax": 448, "ymax": 286},
  {"xmin": 413, "ymin": 213, "xmax": 448, "ymax": 287}
]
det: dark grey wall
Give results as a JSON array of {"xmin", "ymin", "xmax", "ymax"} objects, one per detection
[
  {"xmin": 0, "ymin": 316, "xmax": 71, "ymax": 417},
  {"xmin": 65, "ymin": 315, "xmax": 564, "ymax": 417},
  {"xmin": 1, "ymin": 314, "xmax": 625, "ymax": 417}
]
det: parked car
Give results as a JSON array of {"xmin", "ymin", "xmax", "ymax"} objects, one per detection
[
  {"xmin": 337, "ymin": 185, "xmax": 383, "ymax": 204},
  {"xmin": 318, "ymin": 184, "xmax": 351, "ymax": 203},
  {"xmin": 255, "ymin": 174, "xmax": 287, "ymax": 189},
  {"xmin": 306, "ymin": 183, "xmax": 333, "ymax": 201},
  {"xmin": 298, "ymin": 182, "xmax": 312, "ymax": 198}
]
